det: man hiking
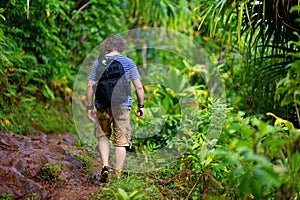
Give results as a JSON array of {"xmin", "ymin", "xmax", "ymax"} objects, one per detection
[{"xmin": 86, "ymin": 33, "xmax": 144, "ymax": 182}]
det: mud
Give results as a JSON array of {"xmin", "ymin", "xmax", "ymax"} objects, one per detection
[{"xmin": 0, "ymin": 131, "xmax": 102, "ymax": 199}]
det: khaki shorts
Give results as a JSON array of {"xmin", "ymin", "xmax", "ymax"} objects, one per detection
[{"xmin": 94, "ymin": 106, "xmax": 132, "ymax": 147}]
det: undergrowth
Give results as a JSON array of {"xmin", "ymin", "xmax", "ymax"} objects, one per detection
[
  {"xmin": 88, "ymin": 111, "xmax": 300, "ymax": 200},
  {"xmin": 0, "ymin": 98, "xmax": 75, "ymax": 134},
  {"xmin": 89, "ymin": 158, "xmax": 230, "ymax": 200}
]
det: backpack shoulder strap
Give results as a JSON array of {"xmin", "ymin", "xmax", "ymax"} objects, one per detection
[
  {"xmin": 97, "ymin": 56, "xmax": 111, "ymax": 68},
  {"xmin": 96, "ymin": 56, "xmax": 114, "ymax": 81}
]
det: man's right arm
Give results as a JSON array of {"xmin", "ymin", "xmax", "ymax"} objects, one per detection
[{"xmin": 86, "ymin": 80, "xmax": 96, "ymax": 122}]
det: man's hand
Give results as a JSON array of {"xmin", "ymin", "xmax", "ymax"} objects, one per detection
[
  {"xmin": 136, "ymin": 108, "xmax": 144, "ymax": 118},
  {"xmin": 88, "ymin": 109, "xmax": 96, "ymax": 122}
]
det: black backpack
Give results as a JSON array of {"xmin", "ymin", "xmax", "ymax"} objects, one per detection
[{"xmin": 94, "ymin": 56, "xmax": 131, "ymax": 109}]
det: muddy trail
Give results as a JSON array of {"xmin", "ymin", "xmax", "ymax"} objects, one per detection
[{"xmin": 0, "ymin": 131, "xmax": 104, "ymax": 199}]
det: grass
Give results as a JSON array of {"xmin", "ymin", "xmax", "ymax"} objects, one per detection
[
  {"xmin": 0, "ymin": 97, "xmax": 75, "ymax": 135},
  {"xmin": 37, "ymin": 163, "xmax": 62, "ymax": 182},
  {"xmin": 90, "ymin": 172, "xmax": 165, "ymax": 199},
  {"xmin": 89, "ymin": 159, "xmax": 204, "ymax": 200}
]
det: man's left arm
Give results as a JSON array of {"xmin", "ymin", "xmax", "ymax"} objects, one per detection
[{"xmin": 132, "ymin": 78, "xmax": 144, "ymax": 118}]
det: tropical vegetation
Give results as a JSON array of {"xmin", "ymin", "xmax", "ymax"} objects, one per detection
[{"xmin": 0, "ymin": 0, "xmax": 299, "ymax": 199}]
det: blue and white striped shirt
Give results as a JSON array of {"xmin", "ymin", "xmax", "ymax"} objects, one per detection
[{"xmin": 88, "ymin": 54, "xmax": 140, "ymax": 107}]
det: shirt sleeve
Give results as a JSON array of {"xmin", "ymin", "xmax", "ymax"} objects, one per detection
[
  {"xmin": 128, "ymin": 59, "xmax": 141, "ymax": 80},
  {"xmin": 87, "ymin": 60, "xmax": 99, "ymax": 81}
]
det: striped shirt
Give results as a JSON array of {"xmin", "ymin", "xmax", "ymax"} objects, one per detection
[{"xmin": 88, "ymin": 54, "xmax": 140, "ymax": 107}]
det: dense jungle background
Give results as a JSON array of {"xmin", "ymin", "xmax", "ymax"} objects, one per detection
[{"xmin": 0, "ymin": 0, "xmax": 300, "ymax": 199}]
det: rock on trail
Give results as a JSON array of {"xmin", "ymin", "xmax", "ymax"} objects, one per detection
[{"xmin": 0, "ymin": 131, "xmax": 102, "ymax": 199}]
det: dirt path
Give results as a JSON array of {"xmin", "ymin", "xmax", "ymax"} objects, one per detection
[{"xmin": 0, "ymin": 131, "xmax": 103, "ymax": 199}]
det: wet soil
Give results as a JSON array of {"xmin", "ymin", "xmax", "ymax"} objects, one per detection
[{"xmin": 0, "ymin": 131, "xmax": 103, "ymax": 199}]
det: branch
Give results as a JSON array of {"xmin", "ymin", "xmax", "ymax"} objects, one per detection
[
  {"xmin": 26, "ymin": 0, "xmax": 30, "ymax": 19},
  {"xmin": 186, "ymin": 175, "xmax": 201, "ymax": 199},
  {"xmin": 77, "ymin": 2, "xmax": 92, "ymax": 14}
]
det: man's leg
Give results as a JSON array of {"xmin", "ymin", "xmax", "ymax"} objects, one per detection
[
  {"xmin": 95, "ymin": 108, "xmax": 112, "ymax": 168},
  {"xmin": 112, "ymin": 106, "xmax": 132, "ymax": 177},
  {"xmin": 98, "ymin": 136, "xmax": 110, "ymax": 182},
  {"xmin": 115, "ymin": 146, "xmax": 126, "ymax": 175},
  {"xmin": 95, "ymin": 108, "xmax": 112, "ymax": 182},
  {"xmin": 98, "ymin": 136, "xmax": 110, "ymax": 167}
]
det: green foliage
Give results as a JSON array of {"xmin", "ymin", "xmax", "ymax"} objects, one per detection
[
  {"xmin": 195, "ymin": 0, "xmax": 300, "ymax": 119},
  {"xmin": 124, "ymin": 0, "xmax": 195, "ymax": 33},
  {"xmin": 0, "ymin": 0, "xmax": 127, "ymax": 134},
  {"xmin": 0, "ymin": 98, "xmax": 75, "ymax": 134},
  {"xmin": 90, "ymin": 173, "xmax": 163, "ymax": 199},
  {"xmin": 180, "ymin": 109, "xmax": 300, "ymax": 199},
  {"xmin": 0, "ymin": 193, "xmax": 14, "ymax": 200},
  {"xmin": 102, "ymin": 188, "xmax": 143, "ymax": 200},
  {"xmin": 276, "ymin": 32, "xmax": 300, "ymax": 126},
  {"xmin": 131, "ymin": 64, "xmax": 208, "ymax": 154},
  {"xmin": 38, "ymin": 163, "xmax": 62, "ymax": 182},
  {"xmin": 1, "ymin": 0, "xmax": 300, "ymax": 198},
  {"xmin": 72, "ymin": 152, "xmax": 95, "ymax": 181}
]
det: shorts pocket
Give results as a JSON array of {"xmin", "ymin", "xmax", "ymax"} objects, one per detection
[
  {"xmin": 114, "ymin": 107, "xmax": 130, "ymax": 120},
  {"xmin": 96, "ymin": 109, "xmax": 110, "ymax": 120}
]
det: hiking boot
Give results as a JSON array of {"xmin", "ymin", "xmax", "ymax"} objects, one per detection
[{"xmin": 100, "ymin": 166, "xmax": 110, "ymax": 183}]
